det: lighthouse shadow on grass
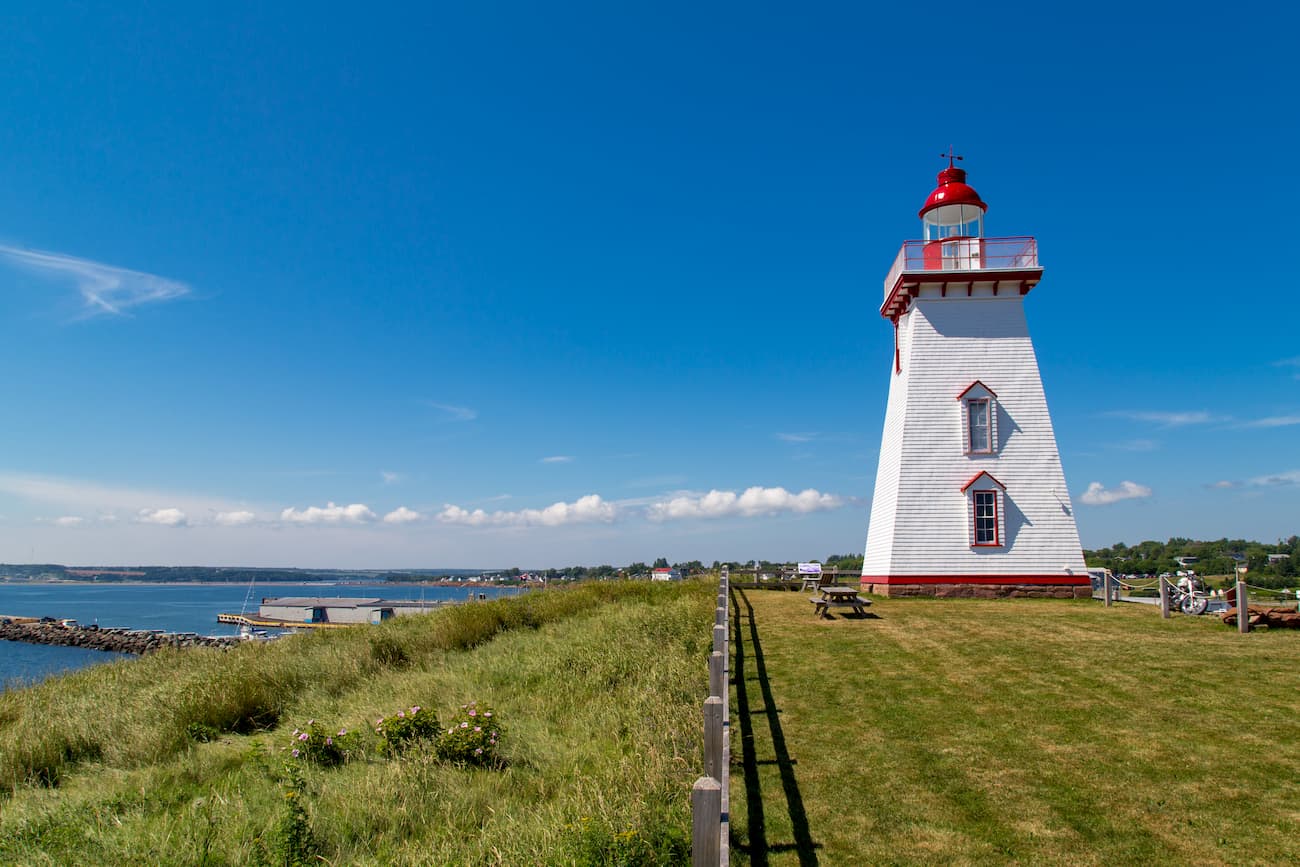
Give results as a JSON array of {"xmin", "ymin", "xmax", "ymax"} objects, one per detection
[{"xmin": 731, "ymin": 588, "xmax": 821, "ymax": 866}]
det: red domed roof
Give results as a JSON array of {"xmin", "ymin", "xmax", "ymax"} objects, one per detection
[{"xmin": 919, "ymin": 166, "xmax": 987, "ymax": 219}]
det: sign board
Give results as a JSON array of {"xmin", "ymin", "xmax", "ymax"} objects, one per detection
[{"xmin": 796, "ymin": 562, "xmax": 822, "ymax": 575}]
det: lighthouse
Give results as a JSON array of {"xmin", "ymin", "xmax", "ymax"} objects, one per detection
[{"xmin": 860, "ymin": 154, "xmax": 1088, "ymax": 598}]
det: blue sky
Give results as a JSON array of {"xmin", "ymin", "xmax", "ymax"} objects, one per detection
[{"xmin": 0, "ymin": 2, "xmax": 1296, "ymax": 568}]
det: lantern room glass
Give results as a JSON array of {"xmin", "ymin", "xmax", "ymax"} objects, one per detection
[{"xmin": 922, "ymin": 203, "xmax": 984, "ymax": 241}]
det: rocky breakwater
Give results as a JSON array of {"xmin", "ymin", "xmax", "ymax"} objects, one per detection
[{"xmin": 0, "ymin": 621, "xmax": 242, "ymax": 654}]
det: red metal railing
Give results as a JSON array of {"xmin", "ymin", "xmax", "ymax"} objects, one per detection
[{"xmin": 882, "ymin": 236, "xmax": 1039, "ymax": 302}]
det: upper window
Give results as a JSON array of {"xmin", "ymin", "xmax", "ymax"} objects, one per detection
[{"xmin": 957, "ymin": 381, "xmax": 998, "ymax": 455}]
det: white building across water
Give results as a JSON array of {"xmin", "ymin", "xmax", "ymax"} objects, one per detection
[{"xmin": 860, "ymin": 154, "xmax": 1088, "ymax": 598}]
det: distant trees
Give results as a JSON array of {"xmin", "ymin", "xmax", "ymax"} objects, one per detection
[{"xmin": 1085, "ymin": 535, "xmax": 1299, "ymax": 587}]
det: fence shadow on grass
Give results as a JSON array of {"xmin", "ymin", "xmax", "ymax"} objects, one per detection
[{"xmin": 731, "ymin": 588, "xmax": 820, "ymax": 866}]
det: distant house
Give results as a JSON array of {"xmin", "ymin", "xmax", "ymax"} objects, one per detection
[
  {"xmin": 1175, "ymin": 556, "xmax": 1199, "ymax": 568},
  {"xmin": 1268, "ymin": 553, "xmax": 1291, "ymax": 564},
  {"xmin": 651, "ymin": 568, "xmax": 682, "ymax": 582}
]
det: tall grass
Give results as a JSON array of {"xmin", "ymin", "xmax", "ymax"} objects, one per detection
[{"xmin": 0, "ymin": 579, "xmax": 713, "ymax": 864}]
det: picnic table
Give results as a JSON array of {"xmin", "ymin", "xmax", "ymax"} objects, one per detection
[{"xmin": 810, "ymin": 585, "xmax": 872, "ymax": 618}]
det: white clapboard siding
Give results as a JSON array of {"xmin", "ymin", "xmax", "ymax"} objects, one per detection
[{"xmin": 863, "ymin": 293, "xmax": 1086, "ymax": 578}]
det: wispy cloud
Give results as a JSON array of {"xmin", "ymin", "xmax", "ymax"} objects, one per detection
[
  {"xmin": 1247, "ymin": 470, "xmax": 1300, "ymax": 487},
  {"xmin": 437, "ymin": 494, "xmax": 616, "ymax": 528},
  {"xmin": 1112, "ymin": 438, "xmax": 1159, "ymax": 452},
  {"xmin": 1079, "ymin": 481, "xmax": 1152, "ymax": 506},
  {"xmin": 280, "ymin": 502, "xmax": 377, "ymax": 525},
  {"xmin": 423, "ymin": 401, "xmax": 477, "ymax": 422},
  {"xmin": 1236, "ymin": 415, "xmax": 1300, "ymax": 429},
  {"xmin": 0, "ymin": 244, "xmax": 190, "ymax": 318},
  {"xmin": 53, "ymin": 516, "xmax": 85, "ymax": 527},
  {"xmin": 1105, "ymin": 410, "xmax": 1218, "ymax": 427},
  {"xmin": 775, "ymin": 432, "xmax": 817, "ymax": 443},
  {"xmin": 380, "ymin": 471, "xmax": 404, "ymax": 485},
  {"xmin": 383, "ymin": 506, "xmax": 422, "ymax": 524},
  {"xmin": 1274, "ymin": 356, "xmax": 1300, "ymax": 379},
  {"xmin": 214, "ymin": 510, "xmax": 257, "ymax": 526},
  {"xmin": 540, "ymin": 455, "xmax": 574, "ymax": 464},
  {"xmin": 647, "ymin": 486, "xmax": 845, "ymax": 521}
]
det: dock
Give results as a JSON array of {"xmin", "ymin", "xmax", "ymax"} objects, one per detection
[{"xmin": 216, "ymin": 612, "xmax": 351, "ymax": 630}]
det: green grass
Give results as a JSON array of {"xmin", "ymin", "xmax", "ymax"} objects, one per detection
[
  {"xmin": 727, "ymin": 589, "xmax": 1300, "ymax": 866},
  {"xmin": 0, "ymin": 580, "xmax": 712, "ymax": 865}
]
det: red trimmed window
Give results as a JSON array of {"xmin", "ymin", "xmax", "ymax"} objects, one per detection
[
  {"xmin": 973, "ymin": 490, "xmax": 999, "ymax": 546},
  {"xmin": 957, "ymin": 382, "xmax": 998, "ymax": 456}
]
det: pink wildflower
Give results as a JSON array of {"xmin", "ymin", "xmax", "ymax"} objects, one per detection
[
  {"xmin": 468, "ymin": 709, "xmax": 477, "ymax": 716},
  {"xmin": 326, "ymin": 737, "xmax": 333, "ymax": 746},
  {"xmin": 397, "ymin": 711, "xmax": 405, "ymax": 718},
  {"xmin": 298, "ymin": 733, "xmax": 309, "ymax": 742},
  {"xmin": 291, "ymin": 749, "xmax": 300, "ymax": 758},
  {"xmin": 474, "ymin": 726, "xmax": 481, "ymax": 732},
  {"xmin": 461, "ymin": 722, "xmax": 469, "ymax": 728},
  {"xmin": 474, "ymin": 748, "xmax": 483, "ymax": 755},
  {"xmin": 484, "ymin": 712, "xmax": 492, "ymax": 718},
  {"xmin": 411, "ymin": 706, "xmax": 421, "ymax": 714}
]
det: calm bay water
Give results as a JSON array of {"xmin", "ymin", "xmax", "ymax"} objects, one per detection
[{"xmin": 0, "ymin": 582, "xmax": 518, "ymax": 690}]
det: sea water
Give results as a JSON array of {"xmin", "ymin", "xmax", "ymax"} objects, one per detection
[{"xmin": 0, "ymin": 582, "xmax": 519, "ymax": 690}]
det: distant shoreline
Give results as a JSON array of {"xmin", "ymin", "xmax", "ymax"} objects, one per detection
[{"xmin": 0, "ymin": 580, "xmax": 490, "ymax": 588}]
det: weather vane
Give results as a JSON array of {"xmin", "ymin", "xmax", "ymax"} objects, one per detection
[{"xmin": 940, "ymin": 145, "xmax": 963, "ymax": 169}]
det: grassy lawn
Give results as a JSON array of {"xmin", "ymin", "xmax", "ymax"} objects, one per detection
[{"xmin": 728, "ymin": 589, "xmax": 1300, "ymax": 866}]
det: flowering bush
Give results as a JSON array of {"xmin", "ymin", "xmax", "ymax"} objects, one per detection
[
  {"xmin": 284, "ymin": 719, "xmax": 358, "ymax": 767},
  {"xmin": 436, "ymin": 702, "xmax": 503, "ymax": 766},
  {"xmin": 375, "ymin": 704, "xmax": 441, "ymax": 756}
]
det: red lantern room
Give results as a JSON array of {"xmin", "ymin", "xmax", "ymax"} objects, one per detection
[
  {"xmin": 920, "ymin": 161, "xmax": 987, "ymax": 241},
  {"xmin": 879, "ymin": 152, "xmax": 1041, "ymax": 322}
]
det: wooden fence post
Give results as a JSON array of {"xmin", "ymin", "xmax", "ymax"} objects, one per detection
[
  {"xmin": 713, "ymin": 624, "xmax": 725, "ymax": 654},
  {"xmin": 1159, "ymin": 577, "xmax": 1171, "ymax": 619},
  {"xmin": 1237, "ymin": 580, "xmax": 1250, "ymax": 634},
  {"xmin": 1103, "ymin": 573, "xmax": 1113, "ymax": 607},
  {"xmin": 703, "ymin": 696, "xmax": 724, "ymax": 781},
  {"xmin": 692, "ymin": 776, "xmax": 722, "ymax": 867},
  {"xmin": 709, "ymin": 650, "xmax": 724, "ymax": 701}
]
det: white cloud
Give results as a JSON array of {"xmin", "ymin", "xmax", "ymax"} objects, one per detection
[
  {"xmin": 383, "ymin": 506, "xmax": 422, "ymax": 524},
  {"xmin": 540, "ymin": 455, "xmax": 574, "ymax": 464},
  {"xmin": 214, "ymin": 510, "xmax": 257, "ymax": 526},
  {"xmin": 280, "ymin": 502, "xmax": 377, "ymax": 525},
  {"xmin": 1238, "ymin": 415, "xmax": 1300, "ymax": 429},
  {"xmin": 1209, "ymin": 480, "xmax": 1238, "ymax": 489},
  {"xmin": 54, "ymin": 516, "xmax": 84, "ymax": 527},
  {"xmin": 775, "ymin": 433, "xmax": 817, "ymax": 443},
  {"xmin": 381, "ymin": 471, "xmax": 404, "ymax": 485},
  {"xmin": 437, "ymin": 494, "xmax": 616, "ymax": 528},
  {"xmin": 0, "ymin": 244, "xmax": 190, "ymax": 317},
  {"xmin": 1107, "ymin": 410, "xmax": 1217, "ymax": 427},
  {"xmin": 647, "ymin": 486, "xmax": 845, "ymax": 521},
  {"xmin": 137, "ymin": 507, "xmax": 189, "ymax": 527},
  {"xmin": 1079, "ymin": 481, "xmax": 1152, "ymax": 506},
  {"xmin": 423, "ymin": 401, "xmax": 477, "ymax": 422}
]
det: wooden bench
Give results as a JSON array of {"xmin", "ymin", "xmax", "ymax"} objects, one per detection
[{"xmin": 809, "ymin": 595, "xmax": 872, "ymax": 618}]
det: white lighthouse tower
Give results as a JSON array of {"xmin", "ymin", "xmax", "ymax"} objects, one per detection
[{"xmin": 860, "ymin": 154, "xmax": 1088, "ymax": 598}]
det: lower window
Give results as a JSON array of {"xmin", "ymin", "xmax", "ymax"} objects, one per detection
[{"xmin": 973, "ymin": 490, "xmax": 998, "ymax": 545}]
